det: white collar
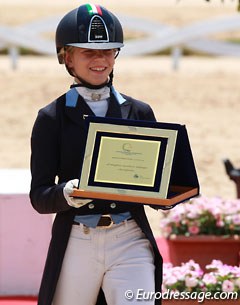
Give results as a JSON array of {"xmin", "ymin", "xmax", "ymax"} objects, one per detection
[{"xmin": 75, "ymin": 86, "xmax": 110, "ymax": 102}]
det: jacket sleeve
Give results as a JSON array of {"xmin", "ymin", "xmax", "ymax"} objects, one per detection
[{"xmin": 29, "ymin": 106, "xmax": 71, "ymax": 214}]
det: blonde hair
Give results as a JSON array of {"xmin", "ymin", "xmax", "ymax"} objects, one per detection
[{"xmin": 58, "ymin": 46, "xmax": 75, "ymax": 64}]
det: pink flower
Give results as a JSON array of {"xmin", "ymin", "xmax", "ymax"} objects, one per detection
[
  {"xmin": 184, "ymin": 260, "xmax": 202, "ymax": 275},
  {"xmin": 202, "ymin": 273, "xmax": 217, "ymax": 285},
  {"xmin": 162, "ymin": 259, "xmax": 240, "ymax": 294},
  {"xmin": 188, "ymin": 225, "xmax": 200, "ymax": 235},
  {"xmin": 206, "ymin": 260, "xmax": 223, "ymax": 270},
  {"xmin": 172, "ymin": 214, "xmax": 182, "ymax": 222},
  {"xmin": 165, "ymin": 275, "xmax": 178, "ymax": 286},
  {"xmin": 222, "ymin": 280, "xmax": 234, "ymax": 292},
  {"xmin": 187, "ymin": 211, "xmax": 200, "ymax": 219},
  {"xmin": 216, "ymin": 219, "xmax": 224, "ymax": 227},
  {"xmin": 185, "ymin": 276, "xmax": 199, "ymax": 287},
  {"xmin": 232, "ymin": 214, "xmax": 240, "ymax": 225},
  {"xmin": 160, "ymin": 196, "xmax": 240, "ymax": 237}
]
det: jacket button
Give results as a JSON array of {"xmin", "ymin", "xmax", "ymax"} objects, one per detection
[
  {"xmin": 88, "ymin": 203, "xmax": 95, "ymax": 209},
  {"xmin": 110, "ymin": 203, "xmax": 116, "ymax": 209}
]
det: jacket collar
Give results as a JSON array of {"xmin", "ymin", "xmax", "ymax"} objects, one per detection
[{"xmin": 64, "ymin": 87, "xmax": 131, "ymax": 125}]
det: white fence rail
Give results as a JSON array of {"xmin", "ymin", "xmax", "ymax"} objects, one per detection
[{"xmin": 0, "ymin": 13, "xmax": 240, "ymax": 69}]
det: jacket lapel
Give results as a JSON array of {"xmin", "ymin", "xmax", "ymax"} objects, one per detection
[
  {"xmin": 65, "ymin": 94, "xmax": 95, "ymax": 126},
  {"xmin": 120, "ymin": 100, "xmax": 131, "ymax": 119},
  {"xmin": 106, "ymin": 93, "xmax": 122, "ymax": 118},
  {"xmin": 107, "ymin": 91, "xmax": 132, "ymax": 119}
]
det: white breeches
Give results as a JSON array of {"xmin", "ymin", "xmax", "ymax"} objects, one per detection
[{"xmin": 53, "ymin": 219, "xmax": 155, "ymax": 305}]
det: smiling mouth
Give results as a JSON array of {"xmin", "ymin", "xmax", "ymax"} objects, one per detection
[{"xmin": 90, "ymin": 67, "xmax": 106, "ymax": 72}]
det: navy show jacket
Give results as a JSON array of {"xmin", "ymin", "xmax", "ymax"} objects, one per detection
[{"xmin": 30, "ymin": 88, "xmax": 163, "ymax": 305}]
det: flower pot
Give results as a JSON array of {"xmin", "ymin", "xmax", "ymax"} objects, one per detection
[{"xmin": 166, "ymin": 235, "xmax": 240, "ymax": 269}]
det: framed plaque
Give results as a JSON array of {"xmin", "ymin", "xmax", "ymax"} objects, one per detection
[{"xmin": 72, "ymin": 117, "xmax": 199, "ymax": 206}]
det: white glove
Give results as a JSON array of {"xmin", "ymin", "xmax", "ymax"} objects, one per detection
[{"xmin": 63, "ymin": 179, "xmax": 92, "ymax": 208}]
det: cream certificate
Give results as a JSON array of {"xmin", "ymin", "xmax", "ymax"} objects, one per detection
[
  {"xmin": 79, "ymin": 122, "xmax": 178, "ymax": 199},
  {"xmin": 94, "ymin": 137, "xmax": 161, "ymax": 187}
]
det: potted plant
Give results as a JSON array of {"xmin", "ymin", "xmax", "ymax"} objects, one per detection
[
  {"xmin": 159, "ymin": 196, "xmax": 240, "ymax": 269},
  {"xmin": 162, "ymin": 259, "xmax": 240, "ymax": 304}
]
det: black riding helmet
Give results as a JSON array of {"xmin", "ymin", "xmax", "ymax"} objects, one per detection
[{"xmin": 56, "ymin": 3, "xmax": 124, "ymax": 64}]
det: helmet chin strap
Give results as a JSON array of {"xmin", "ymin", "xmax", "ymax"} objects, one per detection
[{"xmin": 70, "ymin": 71, "xmax": 114, "ymax": 90}]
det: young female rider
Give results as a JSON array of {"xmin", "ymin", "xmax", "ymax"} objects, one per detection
[{"xmin": 30, "ymin": 4, "xmax": 163, "ymax": 305}]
